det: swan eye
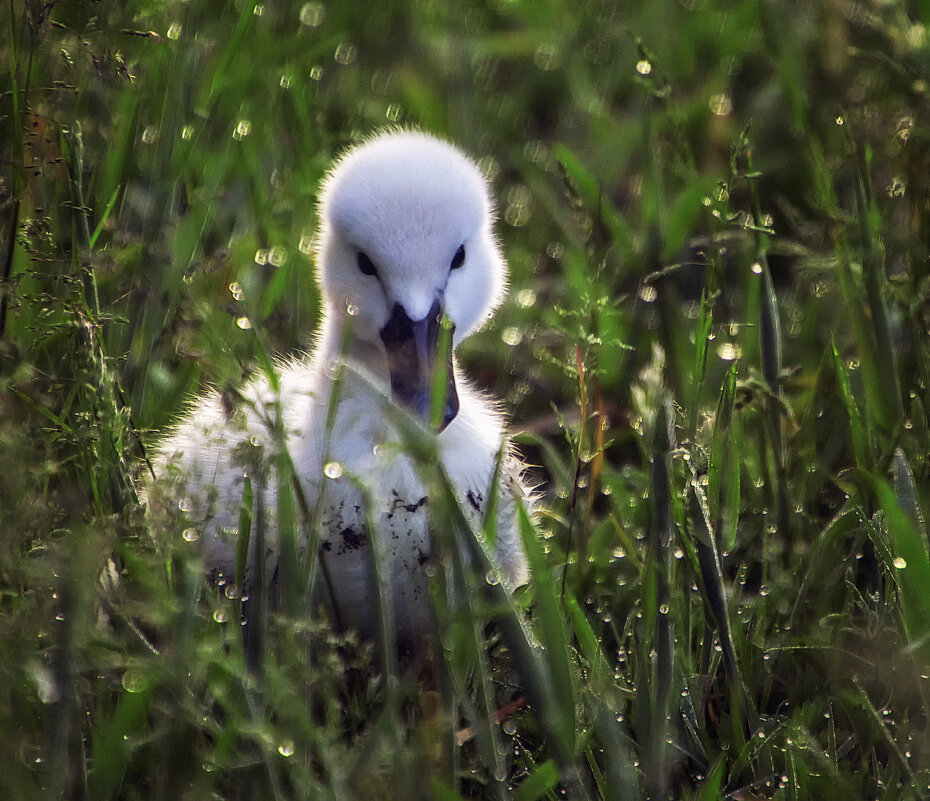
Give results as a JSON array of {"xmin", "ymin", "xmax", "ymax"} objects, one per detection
[
  {"xmin": 357, "ymin": 252, "xmax": 378, "ymax": 277},
  {"xmin": 450, "ymin": 245, "xmax": 465, "ymax": 271}
]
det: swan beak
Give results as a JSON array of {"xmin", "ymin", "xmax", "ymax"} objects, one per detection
[{"xmin": 379, "ymin": 299, "xmax": 459, "ymax": 432}]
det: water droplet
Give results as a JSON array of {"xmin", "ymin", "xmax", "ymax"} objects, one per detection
[
  {"xmin": 324, "ymin": 462, "xmax": 343, "ymax": 479},
  {"xmin": 334, "ymin": 41, "xmax": 357, "ymax": 65},
  {"xmin": 178, "ymin": 497, "xmax": 193, "ymax": 513},
  {"xmin": 236, "ymin": 317, "xmax": 252, "ymax": 330},
  {"xmin": 213, "ymin": 609, "xmax": 228, "ymax": 624},
  {"xmin": 122, "ymin": 669, "xmax": 147, "ymax": 693},
  {"xmin": 887, "ymin": 177, "xmax": 906, "ymax": 198},
  {"xmin": 277, "ymin": 740, "xmax": 295, "ymax": 757},
  {"xmin": 299, "ymin": 1, "xmax": 325, "ymax": 26},
  {"xmin": 637, "ymin": 284, "xmax": 657, "ymax": 303},
  {"xmin": 658, "ymin": 603, "xmax": 669, "ymax": 615},
  {"xmin": 233, "ymin": 119, "xmax": 251, "ymax": 140},
  {"xmin": 516, "ymin": 288, "xmax": 536, "ymax": 308},
  {"xmin": 32, "ymin": 665, "xmax": 59, "ymax": 704},
  {"xmin": 298, "ymin": 233, "xmax": 315, "ymax": 255},
  {"xmin": 385, "ymin": 103, "xmax": 403, "ymax": 122},
  {"xmin": 182, "ymin": 528, "xmax": 200, "ymax": 543},
  {"xmin": 229, "ymin": 281, "xmax": 244, "ymax": 301},
  {"xmin": 718, "ymin": 343, "xmax": 741, "ymax": 361},
  {"xmin": 485, "ymin": 570, "xmax": 501, "ymax": 586},
  {"xmin": 501, "ymin": 327, "xmax": 523, "ymax": 346},
  {"xmin": 268, "ymin": 246, "xmax": 287, "ymax": 267},
  {"xmin": 309, "ymin": 65, "xmax": 324, "ymax": 81},
  {"xmin": 346, "ymin": 302, "xmax": 359, "ymax": 316},
  {"xmin": 751, "ymin": 261, "xmax": 763, "ymax": 274},
  {"xmin": 141, "ymin": 126, "xmax": 157, "ymax": 144},
  {"xmin": 894, "ymin": 557, "xmax": 907, "ymax": 569},
  {"xmin": 167, "ymin": 22, "xmax": 182, "ymax": 39},
  {"xmin": 504, "ymin": 201, "xmax": 530, "ymax": 227},
  {"xmin": 534, "ymin": 45, "xmax": 560, "ymax": 71},
  {"xmin": 181, "ymin": 124, "xmax": 193, "ymax": 140},
  {"xmin": 835, "ymin": 115, "xmax": 845, "ymax": 125},
  {"xmin": 636, "ymin": 59, "xmax": 652, "ymax": 76},
  {"xmin": 709, "ymin": 93, "xmax": 732, "ymax": 116}
]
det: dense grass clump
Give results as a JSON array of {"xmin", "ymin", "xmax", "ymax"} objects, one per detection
[{"xmin": 4, "ymin": 0, "xmax": 930, "ymax": 798}]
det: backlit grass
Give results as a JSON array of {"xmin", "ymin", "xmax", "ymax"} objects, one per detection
[{"xmin": 3, "ymin": 1, "xmax": 930, "ymax": 798}]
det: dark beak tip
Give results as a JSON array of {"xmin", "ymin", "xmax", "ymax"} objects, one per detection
[{"xmin": 379, "ymin": 299, "xmax": 459, "ymax": 433}]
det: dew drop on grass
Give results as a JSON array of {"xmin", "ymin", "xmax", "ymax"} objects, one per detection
[
  {"xmin": 33, "ymin": 665, "xmax": 59, "ymax": 704},
  {"xmin": 178, "ymin": 497, "xmax": 193, "ymax": 513},
  {"xmin": 894, "ymin": 557, "xmax": 907, "ymax": 569},
  {"xmin": 636, "ymin": 59, "xmax": 652, "ymax": 75},
  {"xmin": 268, "ymin": 246, "xmax": 287, "ymax": 266},
  {"xmin": 233, "ymin": 119, "xmax": 251, "ymax": 140},
  {"xmin": 501, "ymin": 327, "xmax": 522, "ymax": 346},
  {"xmin": 299, "ymin": 1, "xmax": 325, "ymax": 26},
  {"xmin": 709, "ymin": 93, "xmax": 732, "ymax": 116},
  {"xmin": 277, "ymin": 740, "xmax": 295, "ymax": 757},
  {"xmin": 182, "ymin": 528, "xmax": 199, "ymax": 543},
  {"xmin": 228, "ymin": 281, "xmax": 244, "ymax": 301},
  {"xmin": 167, "ymin": 22, "xmax": 182, "ymax": 39},
  {"xmin": 324, "ymin": 462, "xmax": 343, "ymax": 479},
  {"xmin": 236, "ymin": 317, "xmax": 252, "ymax": 330},
  {"xmin": 122, "ymin": 669, "xmax": 147, "ymax": 693},
  {"xmin": 638, "ymin": 284, "xmax": 658, "ymax": 302},
  {"xmin": 334, "ymin": 41, "xmax": 357, "ymax": 65},
  {"xmin": 213, "ymin": 609, "xmax": 228, "ymax": 624},
  {"xmin": 718, "ymin": 342, "xmax": 741, "ymax": 361}
]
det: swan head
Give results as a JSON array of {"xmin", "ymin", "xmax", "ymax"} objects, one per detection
[{"xmin": 315, "ymin": 131, "xmax": 507, "ymax": 431}]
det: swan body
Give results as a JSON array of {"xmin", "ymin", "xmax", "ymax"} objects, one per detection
[{"xmin": 151, "ymin": 131, "xmax": 529, "ymax": 643}]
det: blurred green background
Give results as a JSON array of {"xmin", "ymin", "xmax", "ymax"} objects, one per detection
[{"xmin": 4, "ymin": 0, "xmax": 930, "ymax": 798}]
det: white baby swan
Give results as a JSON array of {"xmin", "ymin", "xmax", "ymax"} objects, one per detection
[{"xmin": 152, "ymin": 131, "xmax": 529, "ymax": 646}]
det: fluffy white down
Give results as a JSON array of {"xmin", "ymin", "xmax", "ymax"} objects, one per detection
[{"xmin": 150, "ymin": 130, "xmax": 530, "ymax": 643}]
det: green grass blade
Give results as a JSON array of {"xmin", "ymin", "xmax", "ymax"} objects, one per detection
[{"xmin": 875, "ymin": 477, "xmax": 930, "ymax": 661}]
